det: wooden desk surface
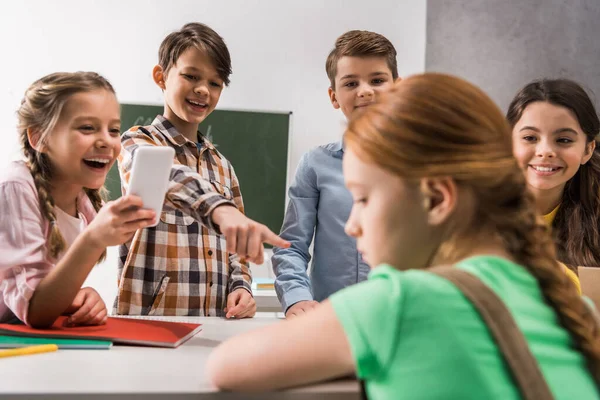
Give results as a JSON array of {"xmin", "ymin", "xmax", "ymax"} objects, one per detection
[{"xmin": 0, "ymin": 313, "xmax": 359, "ymax": 399}]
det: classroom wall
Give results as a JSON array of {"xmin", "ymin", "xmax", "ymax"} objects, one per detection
[
  {"xmin": 0, "ymin": 0, "xmax": 427, "ymax": 307},
  {"xmin": 426, "ymin": 0, "xmax": 600, "ymax": 112},
  {"xmin": 0, "ymin": 0, "xmax": 426, "ymax": 175},
  {"xmin": 4, "ymin": 1, "xmax": 599, "ymax": 311}
]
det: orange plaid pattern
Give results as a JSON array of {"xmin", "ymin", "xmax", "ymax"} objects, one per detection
[{"xmin": 113, "ymin": 115, "xmax": 252, "ymax": 316}]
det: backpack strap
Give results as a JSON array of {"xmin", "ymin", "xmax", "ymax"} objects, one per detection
[{"xmin": 430, "ymin": 266, "xmax": 554, "ymax": 400}]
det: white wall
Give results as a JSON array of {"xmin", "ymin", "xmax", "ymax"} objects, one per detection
[
  {"xmin": 1, "ymin": 0, "xmax": 426, "ymax": 173},
  {"xmin": 0, "ymin": 0, "xmax": 426, "ymax": 307}
]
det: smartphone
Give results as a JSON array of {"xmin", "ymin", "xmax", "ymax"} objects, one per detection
[{"xmin": 127, "ymin": 146, "xmax": 175, "ymax": 227}]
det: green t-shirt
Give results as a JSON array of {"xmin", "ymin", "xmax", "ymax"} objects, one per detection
[{"xmin": 330, "ymin": 256, "xmax": 598, "ymax": 399}]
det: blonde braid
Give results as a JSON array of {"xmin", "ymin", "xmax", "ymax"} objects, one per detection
[{"xmin": 21, "ymin": 132, "xmax": 65, "ymax": 259}]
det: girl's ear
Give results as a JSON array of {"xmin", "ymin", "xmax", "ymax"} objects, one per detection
[
  {"xmin": 328, "ymin": 87, "xmax": 340, "ymax": 109},
  {"xmin": 582, "ymin": 139, "xmax": 596, "ymax": 165},
  {"xmin": 152, "ymin": 65, "xmax": 166, "ymax": 90},
  {"xmin": 26, "ymin": 128, "xmax": 44, "ymax": 152},
  {"xmin": 420, "ymin": 177, "xmax": 457, "ymax": 226}
]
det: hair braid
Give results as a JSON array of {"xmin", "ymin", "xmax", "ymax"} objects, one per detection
[
  {"xmin": 481, "ymin": 180, "xmax": 600, "ymax": 384},
  {"xmin": 21, "ymin": 131, "xmax": 66, "ymax": 259}
]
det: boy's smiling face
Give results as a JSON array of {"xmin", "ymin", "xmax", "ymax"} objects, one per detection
[
  {"xmin": 154, "ymin": 46, "xmax": 225, "ymax": 140},
  {"xmin": 329, "ymin": 56, "xmax": 395, "ymax": 120}
]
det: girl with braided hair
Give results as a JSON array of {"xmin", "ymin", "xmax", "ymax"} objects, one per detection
[
  {"xmin": 0, "ymin": 72, "xmax": 155, "ymax": 328},
  {"xmin": 208, "ymin": 74, "xmax": 599, "ymax": 399}
]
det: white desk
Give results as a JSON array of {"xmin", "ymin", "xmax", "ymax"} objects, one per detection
[{"xmin": 0, "ymin": 313, "xmax": 359, "ymax": 399}]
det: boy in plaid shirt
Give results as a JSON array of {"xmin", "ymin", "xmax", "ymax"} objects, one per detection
[{"xmin": 114, "ymin": 23, "xmax": 287, "ymax": 317}]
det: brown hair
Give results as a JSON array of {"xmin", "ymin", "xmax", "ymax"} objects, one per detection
[
  {"xmin": 17, "ymin": 71, "xmax": 114, "ymax": 261},
  {"xmin": 325, "ymin": 30, "xmax": 398, "ymax": 89},
  {"xmin": 507, "ymin": 79, "xmax": 600, "ymax": 269},
  {"xmin": 345, "ymin": 73, "xmax": 600, "ymax": 384},
  {"xmin": 159, "ymin": 22, "xmax": 232, "ymax": 86}
]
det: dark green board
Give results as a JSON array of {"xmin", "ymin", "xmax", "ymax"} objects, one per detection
[{"xmin": 105, "ymin": 104, "xmax": 290, "ymax": 235}]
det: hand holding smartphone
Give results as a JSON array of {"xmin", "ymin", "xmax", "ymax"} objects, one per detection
[{"xmin": 127, "ymin": 147, "xmax": 175, "ymax": 227}]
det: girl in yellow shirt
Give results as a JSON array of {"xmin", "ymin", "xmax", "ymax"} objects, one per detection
[{"xmin": 507, "ymin": 79, "xmax": 600, "ymax": 293}]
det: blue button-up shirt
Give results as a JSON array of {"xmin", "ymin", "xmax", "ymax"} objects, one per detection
[{"xmin": 272, "ymin": 141, "xmax": 370, "ymax": 312}]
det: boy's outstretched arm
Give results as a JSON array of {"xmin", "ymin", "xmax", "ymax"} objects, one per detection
[
  {"xmin": 212, "ymin": 205, "xmax": 289, "ymax": 264},
  {"xmin": 119, "ymin": 128, "xmax": 289, "ymax": 264}
]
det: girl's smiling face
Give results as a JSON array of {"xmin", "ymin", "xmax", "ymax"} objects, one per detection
[
  {"xmin": 43, "ymin": 89, "xmax": 121, "ymax": 192},
  {"xmin": 512, "ymin": 101, "xmax": 595, "ymax": 198}
]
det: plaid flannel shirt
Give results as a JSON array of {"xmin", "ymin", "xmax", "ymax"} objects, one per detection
[{"xmin": 113, "ymin": 115, "xmax": 252, "ymax": 317}]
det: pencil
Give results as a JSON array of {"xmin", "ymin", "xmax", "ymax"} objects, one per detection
[{"xmin": 0, "ymin": 344, "xmax": 59, "ymax": 358}]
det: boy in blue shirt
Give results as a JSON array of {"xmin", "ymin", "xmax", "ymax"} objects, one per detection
[{"xmin": 272, "ymin": 30, "xmax": 400, "ymax": 317}]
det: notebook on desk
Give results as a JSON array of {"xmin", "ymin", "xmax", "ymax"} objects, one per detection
[
  {"xmin": 0, "ymin": 316, "xmax": 202, "ymax": 348},
  {"xmin": 0, "ymin": 335, "xmax": 112, "ymax": 349},
  {"xmin": 252, "ymin": 278, "xmax": 275, "ymax": 290}
]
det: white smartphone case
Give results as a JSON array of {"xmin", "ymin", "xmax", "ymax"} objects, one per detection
[{"xmin": 127, "ymin": 146, "xmax": 175, "ymax": 227}]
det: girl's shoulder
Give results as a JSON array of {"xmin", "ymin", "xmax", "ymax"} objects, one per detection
[
  {"xmin": 0, "ymin": 161, "xmax": 46, "ymax": 230},
  {"xmin": 375, "ymin": 256, "xmax": 539, "ymax": 307},
  {"xmin": 0, "ymin": 160, "xmax": 36, "ymax": 191}
]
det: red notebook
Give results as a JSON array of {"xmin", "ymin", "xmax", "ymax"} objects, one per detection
[{"xmin": 0, "ymin": 316, "xmax": 202, "ymax": 348}]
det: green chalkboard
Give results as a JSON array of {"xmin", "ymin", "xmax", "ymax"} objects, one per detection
[{"xmin": 105, "ymin": 104, "xmax": 291, "ymax": 236}]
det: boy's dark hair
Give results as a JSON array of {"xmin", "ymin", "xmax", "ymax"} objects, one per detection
[
  {"xmin": 507, "ymin": 78, "xmax": 600, "ymax": 268},
  {"xmin": 158, "ymin": 22, "xmax": 232, "ymax": 86},
  {"xmin": 325, "ymin": 30, "xmax": 398, "ymax": 89}
]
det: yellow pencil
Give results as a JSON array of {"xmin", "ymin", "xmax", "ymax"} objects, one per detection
[{"xmin": 0, "ymin": 344, "xmax": 58, "ymax": 358}]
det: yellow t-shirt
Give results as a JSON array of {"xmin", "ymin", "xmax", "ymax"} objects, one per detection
[{"xmin": 543, "ymin": 205, "xmax": 582, "ymax": 294}]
